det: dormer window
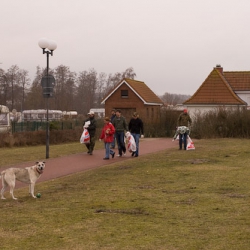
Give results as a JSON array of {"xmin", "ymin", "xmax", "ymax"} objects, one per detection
[{"xmin": 121, "ymin": 90, "xmax": 128, "ymax": 98}]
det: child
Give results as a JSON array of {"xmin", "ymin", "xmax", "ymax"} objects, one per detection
[{"xmin": 99, "ymin": 117, "xmax": 115, "ymax": 160}]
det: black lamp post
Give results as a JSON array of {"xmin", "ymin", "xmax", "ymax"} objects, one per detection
[{"xmin": 38, "ymin": 38, "xmax": 57, "ymax": 159}]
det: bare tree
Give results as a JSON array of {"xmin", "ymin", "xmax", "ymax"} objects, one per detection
[
  {"xmin": 25, "ymin": 66, "xmax": 44, "ymax": 109},
  {"xmin": 7, "ymin": 65, "xmax": 19, "ymax": 110},
  {"xmin": 105, "ymin": 67, "xmax": 136, "ymax": 95},
  {"xmin": 122, "ymin": 67, "xmax": 136, "ymax": 79},
  {"xmin": 160, "ymin": 92, "xmax": 191, "ymax": 106},
  {"xmin": 76, "ymin": 69, "xmax": 98, "ymax": 114},
  {"xmin": 18, "ymin": 70, "xmax": 30, "ymax": 111},
  {"xmin": 0, "ymin": 69, "xmax": 8, "ymax": 105},
  {"xmin": 53, "ymin": 65, "xmax": 76, "ymax": 111},
  {"xmin": 96, "ymin": 72, "xmax": 107, "ymax": 107}
]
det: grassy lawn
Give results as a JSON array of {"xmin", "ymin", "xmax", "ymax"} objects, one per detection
[
  {"xmin": 0, "ymin": 141, "xmax": 103, "ymax": 167},
  {"xmin": 0, "ymin": 139, "xmax": 250, "ymax": 249}
]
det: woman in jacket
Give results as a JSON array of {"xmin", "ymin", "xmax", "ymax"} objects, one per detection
[{"xmin": 99, "ymin": 117, "xmax": 116, "ymax": 160}]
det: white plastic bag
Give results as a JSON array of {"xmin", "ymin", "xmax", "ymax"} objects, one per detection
[
  {"xmin": 83, "ymin": 121, "xmax": 90, "ymax": 128},
  {"xmin": 186, "ymin": 136, "xmax": 195, "ymax": 150},
  {"xmin": 80, "ymin": 128, "xmax": 90, "ymax": 144},
  {"xmin": 125, "ymin": 131, "xmax": 136, "ymax": 152}
]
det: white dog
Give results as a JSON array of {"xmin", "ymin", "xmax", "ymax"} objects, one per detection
[{"xmin": 0, "ymin": 161, "xmax": 45, "ymax": 200}]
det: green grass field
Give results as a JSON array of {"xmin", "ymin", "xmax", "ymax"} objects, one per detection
[{"xmin": 0, "ymin": 139, "xmax": 250, "ymax": 249}]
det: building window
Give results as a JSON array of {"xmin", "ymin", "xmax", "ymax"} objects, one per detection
[{"xmin": 121, "ymin": 90, "xmax": 128, "ymax": 98}]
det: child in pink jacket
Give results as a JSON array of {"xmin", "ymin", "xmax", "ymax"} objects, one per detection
[{"xmin": 99, "ymin": 117, "xmax": 116, "ymax": 159}]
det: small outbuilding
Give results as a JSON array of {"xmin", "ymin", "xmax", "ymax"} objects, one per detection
[{"xmin": 101, "ymin": 78, "xmax": 163, "ymax": 123}]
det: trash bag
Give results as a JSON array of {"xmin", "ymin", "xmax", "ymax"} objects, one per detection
[
  {"xmin": 186, "ymin": 136, "xmax": 195, "ymax": 150},
  {"xmin": 125, "ymin": 131, "xmax": 136, "ymax": 152},
  {"xmin": 80, "ymin": 128, "xmax": 90, "ymax": 144}
]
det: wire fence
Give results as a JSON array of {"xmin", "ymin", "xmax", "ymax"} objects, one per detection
[{"xmin": 11, "ymin": 120, "xmax": 83, "ymax": 133}]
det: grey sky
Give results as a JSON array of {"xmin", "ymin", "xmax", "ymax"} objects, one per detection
[{"xmin": 1, "ymin": 0, "xmax": 250, "ymax": 95}]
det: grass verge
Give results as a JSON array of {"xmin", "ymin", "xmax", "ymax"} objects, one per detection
[{"xmin": 0, "ymin": 141, "xmax": 103, "ymax": 167}]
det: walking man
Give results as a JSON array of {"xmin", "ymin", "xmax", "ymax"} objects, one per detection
[
  {"xmin": 110, "ymin": 109, "xmax": 116, "ymax": 149},
  {"xmin": 83, "ymin": 111, "xmax": 96, "ymax": 155},
  {"xmin": 128, "ymin": 112, "xmax": 144, "ymax": 157},
  {"xmin": 112, "ymin": 109, "xmax": 128, "ymax": 157}
]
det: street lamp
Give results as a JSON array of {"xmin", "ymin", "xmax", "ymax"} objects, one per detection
[{"xmin": 38, "ymin": 38, "xmax": 57, "ymax": 159}]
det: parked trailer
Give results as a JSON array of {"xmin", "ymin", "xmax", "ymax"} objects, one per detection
[
  {"xmin": 62, "ymin": 111, "xmax": 78, "ymax": 119},
  {"xmin": 0, "ymin": 105, "xmax": 11, "ymax": 133},
  {"xmin": 22, "ymin": 110, "xmax": 63, "ymax": 121}
]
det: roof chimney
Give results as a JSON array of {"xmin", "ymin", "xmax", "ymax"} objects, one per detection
[{"xmin": 215, "ymin": 64, "xmax": 223, "ymax": 74}]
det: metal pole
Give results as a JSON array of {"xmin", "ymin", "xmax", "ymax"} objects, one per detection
[{"xmin": 46, "ymin": 52, "xmax": 49, "ymax": 159}]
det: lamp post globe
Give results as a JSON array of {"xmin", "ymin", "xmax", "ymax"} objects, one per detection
[
  {"xmin": 48, "ymin": 40, "xmax": 57, "ymax": 51},
  {"xmin": 38, "ymin": 38, "xmax": 49, "ymax": 49}
]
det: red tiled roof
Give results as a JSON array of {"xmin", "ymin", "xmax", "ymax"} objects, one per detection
[
  {"xmin": 124, "ymin": 78, "xmax": 163, "ymax": 104},
  {"xmin": 184, "ymin": 68, "xmax": 246, "ymax": 105},
  {"xmin": 101, "ymin": 78, "xmax": 163, "ymax": 105},
  {"xmin": 224, "ymin": 71, "xmax": 250, "ymax": 91}
]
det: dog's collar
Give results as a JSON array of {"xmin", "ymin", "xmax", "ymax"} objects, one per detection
[{"xmin": 36, "ymin": 167, "xmax": 43, "ymax": 175}]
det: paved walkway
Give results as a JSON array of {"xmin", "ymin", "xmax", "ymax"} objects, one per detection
[{"xmin": 4, "ymin": 138, "xmax": 179, "ymax": 189}]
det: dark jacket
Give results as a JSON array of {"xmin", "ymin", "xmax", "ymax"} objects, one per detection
[
  {"xmin": 177, "ymin": 113, "xmax": 192, "ymax": 127},
  {"xmin": 84, "ymin": 117, "xmax": 96, "ymax": 137},
  {"xmin": 112, "ymin": 116, "xmax": 128, "ymax": 132},
  {"xmin": 110, "ymin": 114, "xmax": 116, "ymax": 123},
  {"xmin": 129, "ymin": 117, "xmax": 144, "ymax": 134}
]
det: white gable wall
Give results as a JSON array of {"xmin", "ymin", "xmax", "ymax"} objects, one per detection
[
  {"xmin": 235, "ymin": 91, "xmax": 250, "ymax": 107},
  {"xmin": 186, "ymin": 105, "xmax": 246, "ymax": 120}
]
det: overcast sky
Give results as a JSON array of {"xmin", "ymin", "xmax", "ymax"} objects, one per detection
[{"xmin": 1, "ymin": 0, "xmax": 250, "ymax": 96}]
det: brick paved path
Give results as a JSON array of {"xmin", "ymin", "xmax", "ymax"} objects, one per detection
[{"xmin": 3, "ymin": 138, "xmax": 178, "ymax": 189}]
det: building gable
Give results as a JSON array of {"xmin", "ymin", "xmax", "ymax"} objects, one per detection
[
  {"xmin": 184, "ymin": 67, "xmax": 246, "ymax": 105},
  {"xmin": 101, "ymin": 78, "xmax": 163, "ymax": 105}
]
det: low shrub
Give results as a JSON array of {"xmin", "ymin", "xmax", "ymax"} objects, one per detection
[
  {"xmin": 3, "ymin": 108, "xmax": 249, "ymax": 147},
  {"xmin": 191, "ymin": 108, "xmax": 250, "ymax": 138}
]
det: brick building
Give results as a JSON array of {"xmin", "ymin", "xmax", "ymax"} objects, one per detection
[{"xmin": 101, "ymin": 78, "xmax": 163, "ymax": 123}]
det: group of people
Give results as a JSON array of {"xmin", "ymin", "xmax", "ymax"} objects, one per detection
[
  {"xmin": 83, "ymin": 109, "xmax": 144, "ymax": 160},
  {"xmin": 82, "ymin": 107, "xmax": 192, "ymax": 159}
]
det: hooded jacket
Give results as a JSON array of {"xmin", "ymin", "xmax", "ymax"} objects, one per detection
[{"xmin": 100, "ymin": 122, "xmax": 115, "ymax": 143}]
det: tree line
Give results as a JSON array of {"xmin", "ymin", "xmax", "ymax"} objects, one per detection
[
  {"xmin": 0, "ymin": 65, "xmax": 189, "ymax": 115},
  {"xmin": 0, "ymin": 65, "xmax": 137, "ymax": 115}
]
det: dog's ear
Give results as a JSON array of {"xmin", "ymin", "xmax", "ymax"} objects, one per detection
[
  {"xmin": 36, "ymin": 161, "xmax": 39, "ymax": 164},
  {"xmin": 43, "ymin": 161, "xmax": 46, "ymax": 164}
]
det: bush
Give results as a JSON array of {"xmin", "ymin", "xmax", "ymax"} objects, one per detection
[
  {"xmin": 191, "ymin": 108, "xmax": 250, "ymax": 139},
  {"xmin": 7, "ymin": 108, "xmax": 250, "ymax": 147},
  {"xmin": 0, "ymin": 110, "xmax": 181, "ymax": 147},
  {"xmin": 0, "ymin": 128, "xmax": 81, "ymax": 148}
]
